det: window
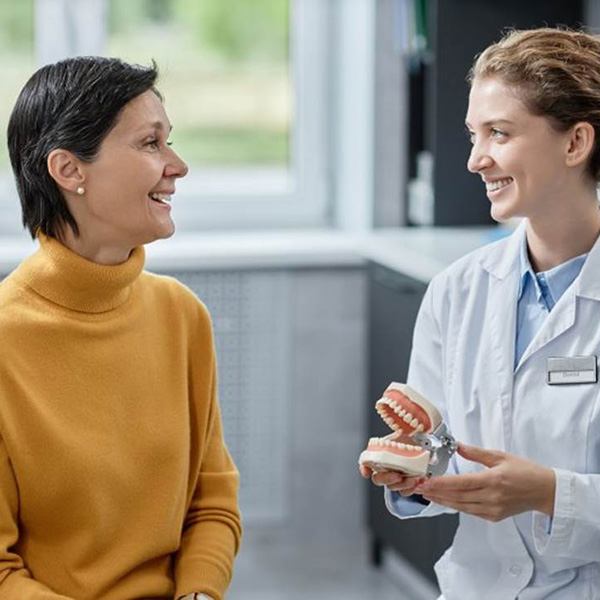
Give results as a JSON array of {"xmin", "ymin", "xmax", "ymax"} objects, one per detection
[
  {"xmin": 0, "ymin": 0, "xmax": 34, "ymax": 237},
  {"xmin": 0, "ymin": 0, "xmax": 331, "ymax": 235}
]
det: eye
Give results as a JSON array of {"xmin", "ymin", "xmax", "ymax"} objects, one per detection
[
  {"xmin": 145, "ymin": 138, "xmax": 160, "ymax": 149},
  {"xmin": 491, "ymin": 127, "xmax": 507, "ymax": 139},
  {"xmin": 465, "ymin": 129, "xmax": 475, "ymax": 144}
]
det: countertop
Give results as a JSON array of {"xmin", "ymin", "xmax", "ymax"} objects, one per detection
[{"xmin": 0, "ymin": 226, "xmax": 509, "ymax": 283}]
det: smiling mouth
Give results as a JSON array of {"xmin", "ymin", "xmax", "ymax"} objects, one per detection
[
  {"xmin": 486, "ymin": 177, "xmax": 513, "ymax": 193},
  {"xmin": 148, "ymin": 192, "xmax": 172, "ymax": 206}
]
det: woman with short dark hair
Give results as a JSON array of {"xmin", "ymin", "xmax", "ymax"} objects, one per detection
[{"xmin": 0, "ymin": 56, "xmax": 241, "ymax": 600}]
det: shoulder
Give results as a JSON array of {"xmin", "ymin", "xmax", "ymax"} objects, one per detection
[
  {"xmin": 0, "ymin": 268, "xmax": 33, "ymax": 325},
  {"xmin": 424, "ymin": 233, "xmax": 514, "ymax": 325},
  {"xmin": 430, "ymin": 233, "xmax": 511, "ymax": 296},
  {"xmin": 137, "ymin": 271, "xmax": 212, "ymax": 329}
]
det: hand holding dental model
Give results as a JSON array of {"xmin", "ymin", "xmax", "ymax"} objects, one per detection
[{"xmin": 359, "ymin": 383, "xmax": 556, "ymax": 520}]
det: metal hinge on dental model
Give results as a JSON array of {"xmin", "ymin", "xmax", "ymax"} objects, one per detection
[{"xmin": 413, "ymin": 421, "xmax": 457, "ymax": 478}]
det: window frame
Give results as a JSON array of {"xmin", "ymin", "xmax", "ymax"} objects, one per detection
[
  {"xmin": 170, "ymin": 0, "xmax": 332, "ymax": 231},
  {"xmin": 0, "ymin": 0, "xmax": 332, "ymax": 235}
]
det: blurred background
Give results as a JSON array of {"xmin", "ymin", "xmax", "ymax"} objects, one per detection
[{"xmin": 1, "ymin": 1, "xmax": 599, "ymax": 599}]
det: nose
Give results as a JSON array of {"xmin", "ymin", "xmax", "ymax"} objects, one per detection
[
  {"xmin": 164, "ymin": 147, "xmax": 189, "ymax": 179},
  {"xmin": 467, "ymin": 142, "xmax": 493, "ymax": 174}
]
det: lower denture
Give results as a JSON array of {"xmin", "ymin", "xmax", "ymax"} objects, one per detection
[{"xmin": 367, "ymin": 439, "xmax": 426, "ymax": 457}]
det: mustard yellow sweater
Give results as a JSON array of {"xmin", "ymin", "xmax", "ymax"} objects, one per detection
[{"xmin": 0, "ymin": 234, "xmax": 241, "ymax": 599}]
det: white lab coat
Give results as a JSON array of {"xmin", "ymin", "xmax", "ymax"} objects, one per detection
[{"xmin": 386, "ymin": 222, "xmax": 600, "ymax": 600}]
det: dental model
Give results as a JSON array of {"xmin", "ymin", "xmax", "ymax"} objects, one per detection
[{"xmin": 359, "ymin": 382, "xmax": 456, "ymax": 477}]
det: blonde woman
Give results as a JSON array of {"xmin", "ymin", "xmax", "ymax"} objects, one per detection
[{"xmin": 362, "ymin": 28, "xmax": 600, "ymax": 599}]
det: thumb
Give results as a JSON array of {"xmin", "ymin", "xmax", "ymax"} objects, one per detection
[{"xmin": 458, "ymin": 443, "xmax": 505, "ymax": 468}]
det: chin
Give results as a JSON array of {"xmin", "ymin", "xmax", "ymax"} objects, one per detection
[
  {"xmin": 489, "ymin": 202, "xmax": 517, "ymax": 224},
  {"xmin": 154, "ymin": 218, "xmax": 176, "ymax": 241}
]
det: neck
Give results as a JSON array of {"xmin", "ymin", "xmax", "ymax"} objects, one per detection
[
  {"xmin": 526, "ymin": 192, "xmax": 600, "ymax": 272},
  {"xmin": 59, "ymin": 227, "xmax": 133, "ymax": 265}
]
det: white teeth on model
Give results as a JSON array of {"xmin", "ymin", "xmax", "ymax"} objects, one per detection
[
  {"xmin": 486, "ymin": 177, "xmax": 512, "ymax": 192},
  {"xmin": 371, "ymin": 438, "xmax": 421, "ymax": 451},
  {"xmin": 376, "ymin": 397, "xmax": 424, "ymax": 431}
]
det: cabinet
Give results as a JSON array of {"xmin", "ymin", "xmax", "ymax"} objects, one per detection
[{"xmin": 366, "ymin": 261, "xmax": 457, "ymax": 582}]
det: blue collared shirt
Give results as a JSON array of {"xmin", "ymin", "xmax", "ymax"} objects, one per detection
[{"xmin": 515, "ymin": 238, "xmax": 587, "ymax": 370}]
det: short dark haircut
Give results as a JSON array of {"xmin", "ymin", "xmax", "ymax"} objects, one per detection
[{"xmin": 7, "ymin": 56, "xmax": 160, "ymax": 239}]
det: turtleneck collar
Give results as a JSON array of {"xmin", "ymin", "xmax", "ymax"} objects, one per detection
[{"xmin": 14, "ymin": 233, "xmax": 145, "ymax": 313}]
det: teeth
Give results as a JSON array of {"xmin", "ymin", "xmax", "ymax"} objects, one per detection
[
  {"xmin": 485, "ymin": 177, "xmax": 512, "ymax": 192},
  {"xmin": 410, "ymin": 418, "xmax": 419, "ymax": 428},
  {"xmin": 150, "ymin": 192, "xmax": 172, "ymax": 203},
  {"xmin": 417, "ymin": 424, "xmax": 424, "ymax": 432},
  {"xmin": 368, "ymin": 438, "xmax": 424, "ymax": 453},
  {"xmin": 403, "ymin": 413, "xmax": 412, "ymax": 423}
]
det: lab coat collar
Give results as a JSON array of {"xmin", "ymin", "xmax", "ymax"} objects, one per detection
[
  {"xmin": 574, "ymin": 229, "xmax": 600, "ymax": 301},
  {"xmin": 480, "ymin": 220, "xmax": 600, "ymax": 303},
  {"xmin": 514, "ymin": 224, "xmax": 600, "ymax": 371},
  {"xmin": 479, "ymin": 220, "xmax": 526, "ymax": 281}
]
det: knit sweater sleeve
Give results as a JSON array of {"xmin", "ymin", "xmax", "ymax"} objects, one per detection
[
  {"xmin": 173, "ymin": 304, "xmax": 242, "ymax": 600},
  {"xmin": 0, "ymin": 436, "xmax": 73, "ymax": 599}
]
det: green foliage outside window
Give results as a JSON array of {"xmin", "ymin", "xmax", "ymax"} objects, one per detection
[
  {"xmin": 0, "ymin": 0, "xmax": 34, "ymax": 171},
  {"xmin": 109, "ymin": 0, "xmax": 291, "ymax": 167},
  {"xmin": 0, "ymin": 0, "xmax": 290, "ymax": 170}
]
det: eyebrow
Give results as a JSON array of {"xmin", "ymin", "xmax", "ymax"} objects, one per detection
[
  {"xmin": 138, "ymin": 121, "xmax": 173, "ymax": 133},
  {"xmin": 465, "ymin": 119, "xmax": 515, "ymax": 129}
]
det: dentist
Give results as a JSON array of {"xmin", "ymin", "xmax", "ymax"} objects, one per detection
[{"xmin": 361, "ymin": 28, "xmax": 600, "ymax": 599}]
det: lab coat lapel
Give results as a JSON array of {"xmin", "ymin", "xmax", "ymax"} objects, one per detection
[
  {"xmin": 479, "ymin": 224, "xmax": 523, "ymax": 451},
  {"xmin": 514, "ymin": 288, "xmax": 576, "ymax": 372},
  {"xmin": 515, "ymin": 227, "xmax": 600, "ymax": 371}
]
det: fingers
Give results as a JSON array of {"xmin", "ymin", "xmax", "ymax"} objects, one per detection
[
  {"xmin": 420, "ymin": 494, "xmax": 507, "ymax": 522},
  {"xmin": 415, "ymin": 471, "xmax": 489, "ymax": 494},
  {"xmin": 358, "ymin": 464, "xmax": 421, "ymax": 494},
  {"xmin": 372, "ymin": 471, "xmax": 425, "ymax": 493},
  {"xmin": 371, "ymin": 470, "xmax": 405, "ymax": 487},
  {"xmin": 390, "ymin": 476, "xmax": 427, "ymax": 495},
  {"xmin": 359, "ymin": 464, "xmax": 372, "ymax": 479},
  {"xmin": 458, "ymin": 443, "xmax": 505, "ymax": 468},
  {"xmin": 417, "ymin": 486, "xmax": 490, "ymax": 504}
]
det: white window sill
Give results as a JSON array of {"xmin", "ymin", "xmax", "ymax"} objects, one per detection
[{"xmin": 0, "ymin": 226, "xmax": 501, "ymax": 282}]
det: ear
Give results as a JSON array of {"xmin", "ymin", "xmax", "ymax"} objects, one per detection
[
  {"xmin": 47, "ymin": 149, "xmax": 85, "ymax": 194},
  {"xmin": 565, "ymin": 122, "xmax": 595, "ymax": 169}
]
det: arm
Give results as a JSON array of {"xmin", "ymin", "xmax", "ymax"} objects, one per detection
[
  {"xmin": 531, "ymin": 468, "xmax": 600, "ymax": 561},
  {"xmin": 385, "ymin": 280, "xmax": 457, "ymax": 519},
  {"xmin": 173, "ymin": 319, "xmax": 242, "ymax": 600},
  {"xmin": 0, "ymin": 436, "xmax": 74, "ymax": 599}
]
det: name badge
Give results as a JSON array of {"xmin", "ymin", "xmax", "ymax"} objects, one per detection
[{"xmin": 546, "ymin": 355, "xmax": 598, "ymax": 385}]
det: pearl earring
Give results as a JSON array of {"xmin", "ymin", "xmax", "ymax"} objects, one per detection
[{"xmin": 76, "ymin": 186, "xmax": 85, "ymax": 195}]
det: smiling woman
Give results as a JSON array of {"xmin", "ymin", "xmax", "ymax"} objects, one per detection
[
  {"xmin": 0, "ymin": 56, "xmax": 241, "ymax": 600},
  {"xmin": 362, "ymin": 27, "xmax": 600, "ymax": 600},
  {"xmin": 47, "ymin": 89, "xmax": 188, "ymax": 264}
]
